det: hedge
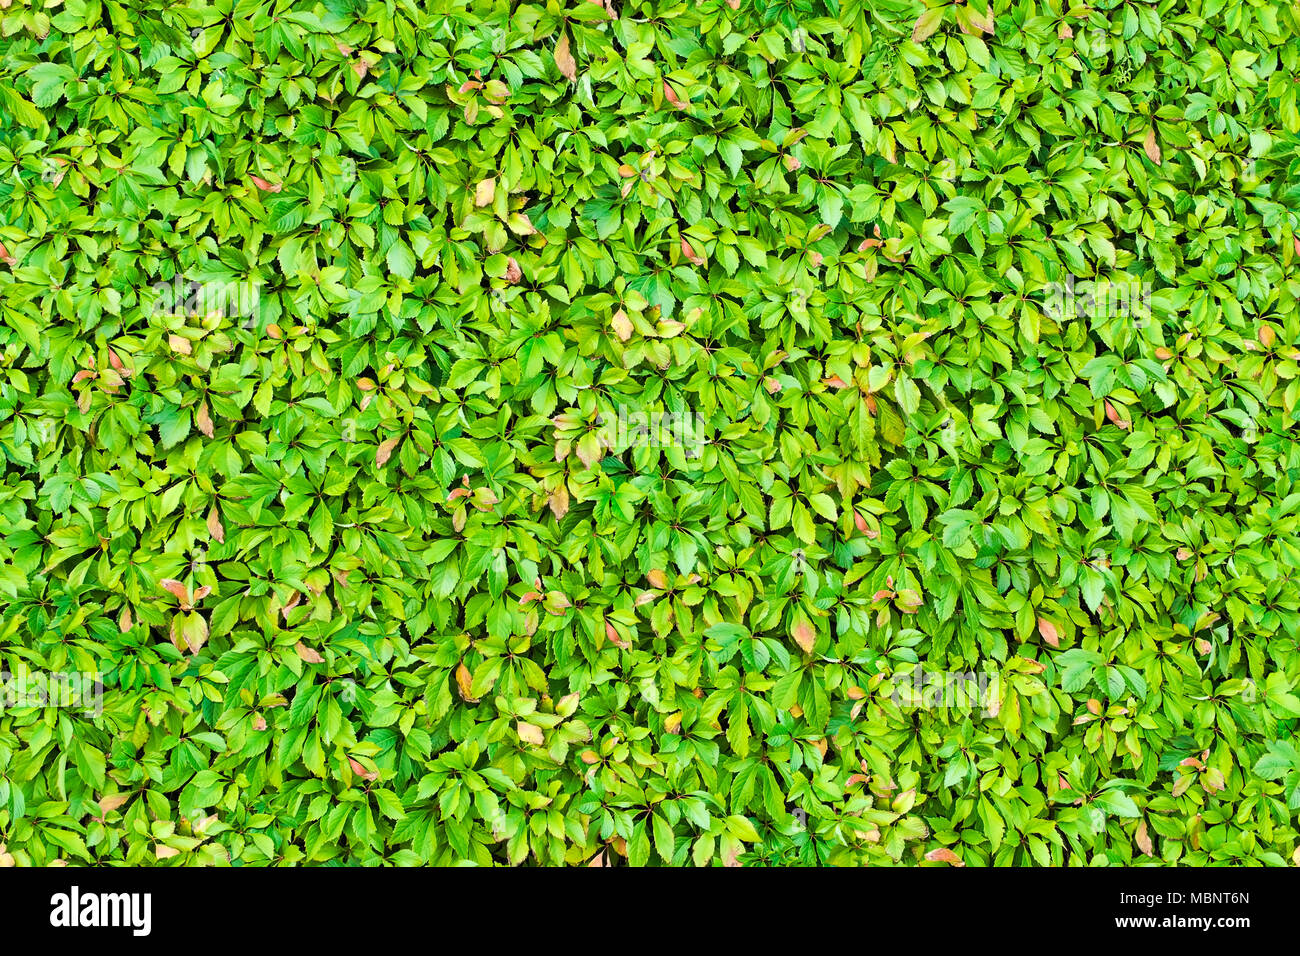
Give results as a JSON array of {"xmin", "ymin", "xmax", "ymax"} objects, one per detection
[{"xmin": 0, "ymin": 0, "xmax": 1298, "ymax": 867}]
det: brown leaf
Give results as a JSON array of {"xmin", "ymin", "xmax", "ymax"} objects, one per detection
[
  {"xmin": 924, "ymin": 847, "xmax": 965, "ymax": 866},
  {"xmin": 253, "ymin": 715, "xmax": 268, "ymax": 731},
  {"xmin": 725, "ymin": 0, "xmax": 739, "ymax": 8},
  {"xmin": 1058, "ymin": 21, "xmax": 1073, "ymax": 39},
  {"xmin": 1037, "ymin": 617, "xmax": 1060, "ymax": 648},
  {"xmin": 548, "ymin": 483, "xmax": 570, "ymax": 519},
  {"xmin": 0, "ymin": 241, "xmax": 15, "ymax": 266},
  {"xmin": 1105, "ymin": 401, "xmax": 1130, "ymax": 430},
  {"xmin": 155, "ymin": 845, "xmax": 181, "ymax": 860},
  {"xmin": 1135, "ymin": 820, "xmax": 1154, "ymax": 856},
  {"xmin": 118, "ymin": 605, "xmax": 133, "ymax": 633},
  {"xmin": 474, "ymin": 177, "xmax": 496, "ymax": 207},
  {"xmin": 1143, "ymin": 127, "xmax": 1162, "ymax": 165},
  {"xmin": 168, "ymin": 334, "xmax": 192, "ymax": 355},
  {"xmin": 504, "ymin": 256, "xmax": 522, "ymax": 284},
  {"xmin": 295, "ymin": 641, "xmax": 325, "ymax": 664},
  {"xmin": 554, "ymin": 32, "xmax": 578, "ymax": 81},
  {"xmin": 207, "ymin": 505, "xmax": 226, "ymax": 544},
  {"xmin": 196, "ymin": 401, "xmax": 214, "ymax": 437},
  {"xmin": 249, "ymin": 175, "xmax": 282, "ymax": 192},
  {"xmin": 376, "ymin": 436, "xmax": 400, "ymax": 466}
]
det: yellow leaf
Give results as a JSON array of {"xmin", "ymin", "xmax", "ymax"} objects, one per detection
[
  {"xmin": 455, "ymin": 662, "xmax": 478, "ymax": 702},
  {"xmin": 517, "ymin": 721, "xmax": 544, "ymax": 745}
]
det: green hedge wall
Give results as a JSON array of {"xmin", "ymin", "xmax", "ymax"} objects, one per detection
[{"xmin": 1, "ymin": 0, "xmax": 1299, "ymax": 866}]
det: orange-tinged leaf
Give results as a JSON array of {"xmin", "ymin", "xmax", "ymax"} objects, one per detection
[
  {"xmin": 196, "ymin": 401, "xmax": 214, "ymax": 437},
  {"xmin": 1135, "ymin": 820, "xmax": 1154, "ymax": 856},
  {"xmin": 249, "ymin": 175, "xmax": 281, "ymax": 192},
  {"xmin": 376, "ymin": 436, "xmax": 400, "ymax": 465},
  {"xmin": 207, "ymin": 505, "xmax": 225, "ymax": 544},
  {"xmin": 168, "ymin": 334, "xmax": 192, "ymax": 355},
  {"xmin": 792, "ymin": 618, "xmax": 815, "ymax": 654},
  {"xmin": 160, "ymin": 578, "xmax": 189, "ymax": 602},
  {"xmin": 295, "ymin": 641, "xmax": 325, "ymax": 664},
  {"xmin": 554, "ymin": 32, "xmax": 577, "ymax": 81},
  {"xmin": 98, "ymin": 793, "xmax": 129, "ymax": 814},
  {"xmin": 1037, "ymin": 617, "xmax": 1060, "ymax": 648},
  {"xmin": 455, "ymin": 662, "xmax": 478, "ymax": 702},
  {"xmin": 1143, "ymin": 127, "xmax": 1162, "ymax": 165}
]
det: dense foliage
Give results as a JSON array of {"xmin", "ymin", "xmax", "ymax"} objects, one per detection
[{"xmin": 1, "ymin": 0, "xmax": 1299, "ymax": 867}]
